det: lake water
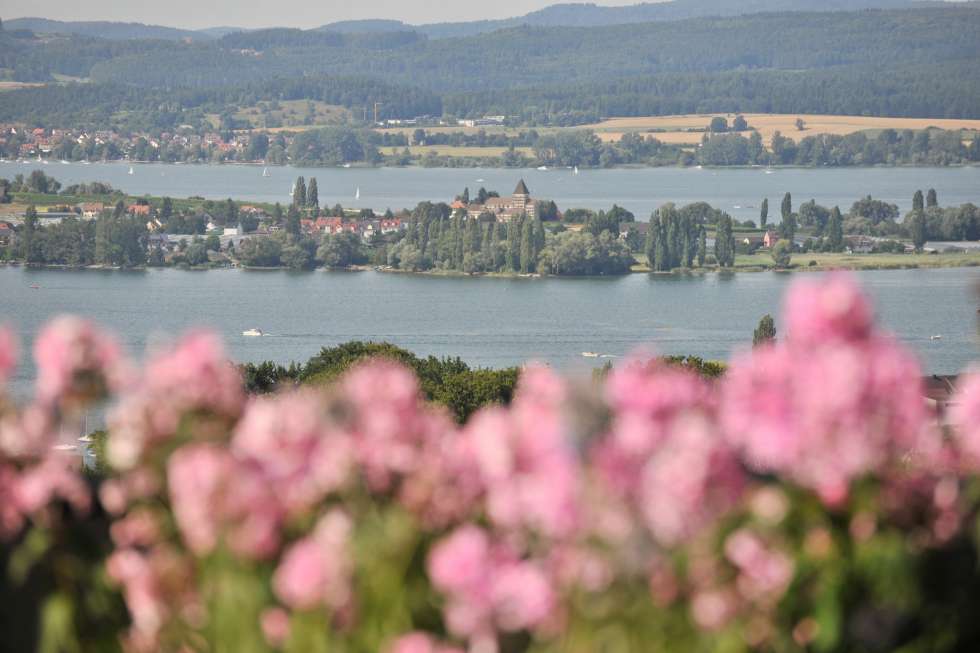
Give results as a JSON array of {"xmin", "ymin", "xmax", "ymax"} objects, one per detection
[
  {"xmin": 2, "ymin": 266, "xmax": 978, "ymax": 402},
  {"xmin": 3, "ymin": 161, "xmax": 979, "ymax": 223}
]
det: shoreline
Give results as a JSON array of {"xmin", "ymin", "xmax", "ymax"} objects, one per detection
[
  {"xmin": 4, "ymin": 159, "xmax": 979, "ymax": 172},
  {"xmin": 5, "ymin": 257, "xmax": 980, "ymax": 277}
]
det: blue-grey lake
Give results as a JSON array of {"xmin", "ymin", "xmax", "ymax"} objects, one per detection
[
  {"xmin": 2, "ymin": 266, "xmax": 977, "ymax": 402},
  {"xmin": 3, "ymin": 160, "xmax": 979, "ymax": 223},
  {"xmin": 3, "ymin": 163, "xmax": 979, "ymax": 400}
]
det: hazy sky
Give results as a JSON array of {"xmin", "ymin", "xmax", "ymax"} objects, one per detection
[{"xmin": 3, "ymin": 0, "xmax": 652, "ymax": 30}]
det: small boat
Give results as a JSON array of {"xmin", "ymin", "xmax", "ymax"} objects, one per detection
[
  {"xmin": 128, "ymin": 166, "xmax": 134, "ymax": 175},
  {"xmin": 537, "ymin": 166, "xmax": 548, "ymax": 171},
  {"xmin": 262, "ymin": 167, "xmax": 271, "ymax": 177},
  {"xmin": 342, "ymin": 163, "xmax": 352, "ymax": 168},
  {"xmin": 355, "ymin": 187, "xmax": 360, "ymax": 200},
  {"xmin": 29, "ymin": 283, "xmax": 40, "ymax": 289},
  {"xmin": 931, "ymin": 335, "xmax": 943, "ymax": 340},
  {"xmin": 242, "ymin": 328, "xmax": 264, "ymax": 337},
  {"xmin": 476, "ymin": 178, "xmax": 485, "ymax": 183},
  {"xmin": 78, "ymin": 435, "xmax": 93, "ymax": 443},
  {"xmin": 581, "ymin": 352, "xmax": 600, "ymax": 358},
  {"xmin": 60, "ymin": 160, "xmax": 70, "ymax": 165},
  {"xmin": 573, "ymin": 166, "xmax": 579, "ymax": 175},
  {"xmin": 764, "ymin": 168, "xmax": 774, "ymax": 175}
]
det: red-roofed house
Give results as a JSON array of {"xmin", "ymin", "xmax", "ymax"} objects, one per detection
[{"xmin": 128, "ymin": 204, "xmax": 151, "ymax": 217}]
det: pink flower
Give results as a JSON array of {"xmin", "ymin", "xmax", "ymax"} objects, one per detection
[
  {"xmin": 489, "ymin": 562, "xmax": 556, "ymax": 632},
  {"xmin": 428, "ymin": 525, "xmax": 556, "ymax": 640},
  {"xmin": 168, "ymin": 443, "xmax": 281, "ymax": 560},
  {"xmin": 388, "ymin": 633, "xmax": 464, "ymax": 653},
  {"xmin": 0, "ymin": 326, "xmax": 17, "ymax": 387},
  {"xmin": 951, "ymin": 370, "xmax": 980, "ymax": 465},
  {"xmin": 260, "ymin": 607, "xmax": 291, "ymax": 648},
  {"xmin": 143, "ymin": 331, "xmax": 243, "ymax": 417},
  {"xmin": 463, "ymin": 365, "xmax": 580, "ymax": 538},
  {"xmin": 721, "ymin": 274, "xmax": 938, "ymax": 503},
  {"xmin": 272, "ymin": 510, "xmax": 352, "ymax": 611},
  {"xmin": 33, "ymin": 316, "xmax": 125, "ymax": 405},
  {"xmin": 233, "ymin": 391, "xmax": 351, "ymax": 516},
  {"xmin": 784, "ymin": 273, "xmax": 873, "ymax": 345},
  {"xmin": 724, "ymin": 529, "xmax": 794, "ymax": 602},
  {"xmin": 594, "ymin": 357, "xmax": 743, "ymax": 546},
  {"xmin": 167, "ymin": 444, "xmax": 235, "ymax": 555}
]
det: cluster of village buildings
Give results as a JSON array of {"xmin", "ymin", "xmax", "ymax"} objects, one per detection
[{"xmin": 0, "ymin": 125, "xmax": 254, "ymax": 161}]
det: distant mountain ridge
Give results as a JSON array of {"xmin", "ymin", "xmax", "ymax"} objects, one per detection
[
  {"xmin": 5, "ymin": 0, "xmax": 971, "ymax": 42},
  {"xmin": 3, "ymin": 17, "xmax": 205, "ymax": 40}
]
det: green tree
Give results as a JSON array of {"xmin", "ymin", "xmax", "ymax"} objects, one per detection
[
  {"xmin": 927, "ymin": 188, "xmax": 938, "ymax": 208},
  {"xmin": 753, "ymin": 314, "xmax": 776, "ymax": 346},
  {"xmin": 292, "ymin": 176, "xmax": 306, "ymax": 208},
  {"xmin": 714, "ymin": 214, "xmax": 736, "ymax": 267},
  {"xmin": 826, "ymin": 206, "xmax": 844, "ymax": 252},
  {"xmin": 22, "ymin": 204, "xmax": 39, "ymax": 264},
  {"xmin": 913, "ymin": 190, "xmax": 924, "ymax": 213},
  {"xmin": 909, "ymin": 210, "xmax": 928, "ymax": 252},
  {"xmin": 771, "ymin": 240, "xmax": 792, "ymax": 268},
  {"xmin": 286, "ymin": 204, "xmax": 301, "ymax": 237},
  {"xmin": 520, "ymin": 216, "xmax": 534, "ymax": 273},
  {"xmin": 709, "ymin": 116, "xmax": 729, "ymax": 133},
  {"xmin": 779, "ymin": 192, "xmax": 796, "ymax": 242},
  {"xmin": 307, "ymin": 178, "xmax": 319, "ymax": 211},
  {"xmin": 760, "ymin": 198, "xmax": 769, "ymax": 229}
]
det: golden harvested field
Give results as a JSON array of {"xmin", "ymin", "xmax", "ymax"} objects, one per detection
[
  {"xmin": 0, "ymin": 81, "xmax": 45, "ymax": 92},
  {"xmin": 579, "ymin": 113, "xmax": 980, "ymax": 145},
  {"xmin": 393, "ymin": 145, "xmax": 535, "ymax": 157}
]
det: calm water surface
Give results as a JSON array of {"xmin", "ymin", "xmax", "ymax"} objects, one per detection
[
  {"xmin": 3, "ymin": 161, "xmax": 978, "ymax": 222},
  {"xmin": 2, "ymin": 266, "xmax": 978, "ymax": 400}
]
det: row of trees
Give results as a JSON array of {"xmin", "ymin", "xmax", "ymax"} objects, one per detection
[{"xmin": 16, "ymin": 203, "xmax": 148, "ymax": 267}]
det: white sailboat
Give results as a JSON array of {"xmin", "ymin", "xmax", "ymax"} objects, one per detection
[
  {"xmin": 355, "ymin": 187, "xmax": 361, "ymax": 200},
  {"xmin": 128, "ymin": 166, "xmax": 134, "ymax": 175},
  {"xmin": 573, "ymin": 166, "xmax": 579, "ymax": 175},
  {"xmin": 262, "ymin": 167, "xmax": 271, "ymax": 177}
]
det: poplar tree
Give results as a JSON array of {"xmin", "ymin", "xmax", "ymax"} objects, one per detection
[
  {"xmin": 827, "ymin": 206, "xmax": 844, "ymax": 252},
  {"xmin": 22, "ymin": 204, "xmax": 38, "ymax": 263},
  {"xmin": 520, "ymin": 216, "xmax": 534, "ymax": 273},
  {"xmin": 926, "ymin": 188, "xmax": 938, "ymax": 208},
  {"xmin": 779, "ymin": 192, "xmax": 796, "ymax": 242},
  {"xmin": 715, "ymin": 214, "xmax": 736, "ymax": 267},
  {"xmin": 760, "ymin": 198, "xmax": 769, "ymax": 228},
  {"xmin": 307, "ymin": 178, "xmax": 319, "ymax": 211},
  {"xmin": 292, "ymin": 177, "xmax": 306, "ymax": 208},
  {"xmin": 507, "ymin": 217, "xmax": 522, "ymax": 271},
  {"xmin": 533, "ymin": 217, "xmax": 545, "ymax": 254},
  {"xmin": 482, "ymin": 222, "xmax": 496, "ymax": 264},
  {"xmin": 753, "ymin": 315, "xmax": 776, "ymax": 346},
  {"xmin": 913, "ymin": 190, "xmax": 924, "ymax": 212}
]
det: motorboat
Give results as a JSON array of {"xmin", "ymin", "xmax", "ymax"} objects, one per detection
[
  {"xmin": 931, "ymin": 335, "xmax": 943, "ymax": 340},
  {"xmin": 242, "ymin": 328, "xmax": 264, "ymax": 337},
  {"xmin": 581, "ymin": 352, "xmax": 600, "ymax": 358}
]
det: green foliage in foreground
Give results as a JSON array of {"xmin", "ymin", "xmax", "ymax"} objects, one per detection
[{"xmin": 242, "ymin": 341, "xmax": 521, "ymax": 424}]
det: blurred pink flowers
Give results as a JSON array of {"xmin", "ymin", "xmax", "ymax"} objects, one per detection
[
  {"xmin": 721, "ymin": 273, "xmax": 937, "ymax": 504},
  {"xmin": 4, "ymin": 272, "xmax": 979, "ymax": 652},
  {"xmin": 0, "ymin": 326, "xmax": 17, "ymax": 387}
]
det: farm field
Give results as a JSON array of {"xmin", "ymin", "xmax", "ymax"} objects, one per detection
[
  {"xmin": 389, "ymin": 145, "xmax": 535, "ymax": 158},
  {"xmin": 580, "ymin": 113, "xmax": 980, "ymax": 145}
]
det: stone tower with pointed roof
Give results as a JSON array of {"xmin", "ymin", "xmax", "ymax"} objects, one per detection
[{"xmin": 513, "ymin": 179, "xmax": 530, "ymax": 213}]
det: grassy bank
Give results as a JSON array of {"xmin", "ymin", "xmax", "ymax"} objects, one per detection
[{"xmin": 631, "ymin": 251, "xmax": 980, "ymax": 274}]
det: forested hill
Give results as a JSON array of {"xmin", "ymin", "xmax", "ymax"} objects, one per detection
[
  {"xmin": 3, "ymin": 17, "xmax": 205, "ymax": 41},
  {"xmin": 2, "ymin": 5, "xmax": 980, "ymax": 126},
  {"xmin": 78, "ymin": 7, "xmax": 980, "ymax": 92},
  {"xmin": 411, "ymin": 0, "xmax": 935, "ymax": 38}
]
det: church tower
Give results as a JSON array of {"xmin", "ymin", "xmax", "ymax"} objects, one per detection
[{"xmin": 513, "ymin": 179, "xmax": 530, "ymax": 211}]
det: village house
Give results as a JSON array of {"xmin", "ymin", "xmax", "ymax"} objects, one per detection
[
  {"xmin": 465, "ymin": 180, "xmax": 538, "ymax": 222},
  {"xmin": 79, "ymin": 202, "xmax": 104, "ymax": 219},
  {"xmin": 128, "ymin": 204, "xmax": 151, "ymax": 217},
  {"xmin": 0, "ymin": 222, "xmax": 12, "ymax": 247},
  {"xmin": 380, "ymin": 218, "xmax": 404, "ymax": 234},
  {"xmin": 763, "ymin": 231, "xmax": 779, "ymax": 249}
]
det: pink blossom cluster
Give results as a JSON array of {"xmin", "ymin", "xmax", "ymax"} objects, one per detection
[
  {"xmin": 721, "ymin": 273, "xmax": 939, "ymax": 505},
  {"xmin": 0, "ymin": 318, "xmax": 119, "ymax": 538},
  {"xmin": 5, "ymin": 273, "xmax": 980, "ymax": 653}
]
